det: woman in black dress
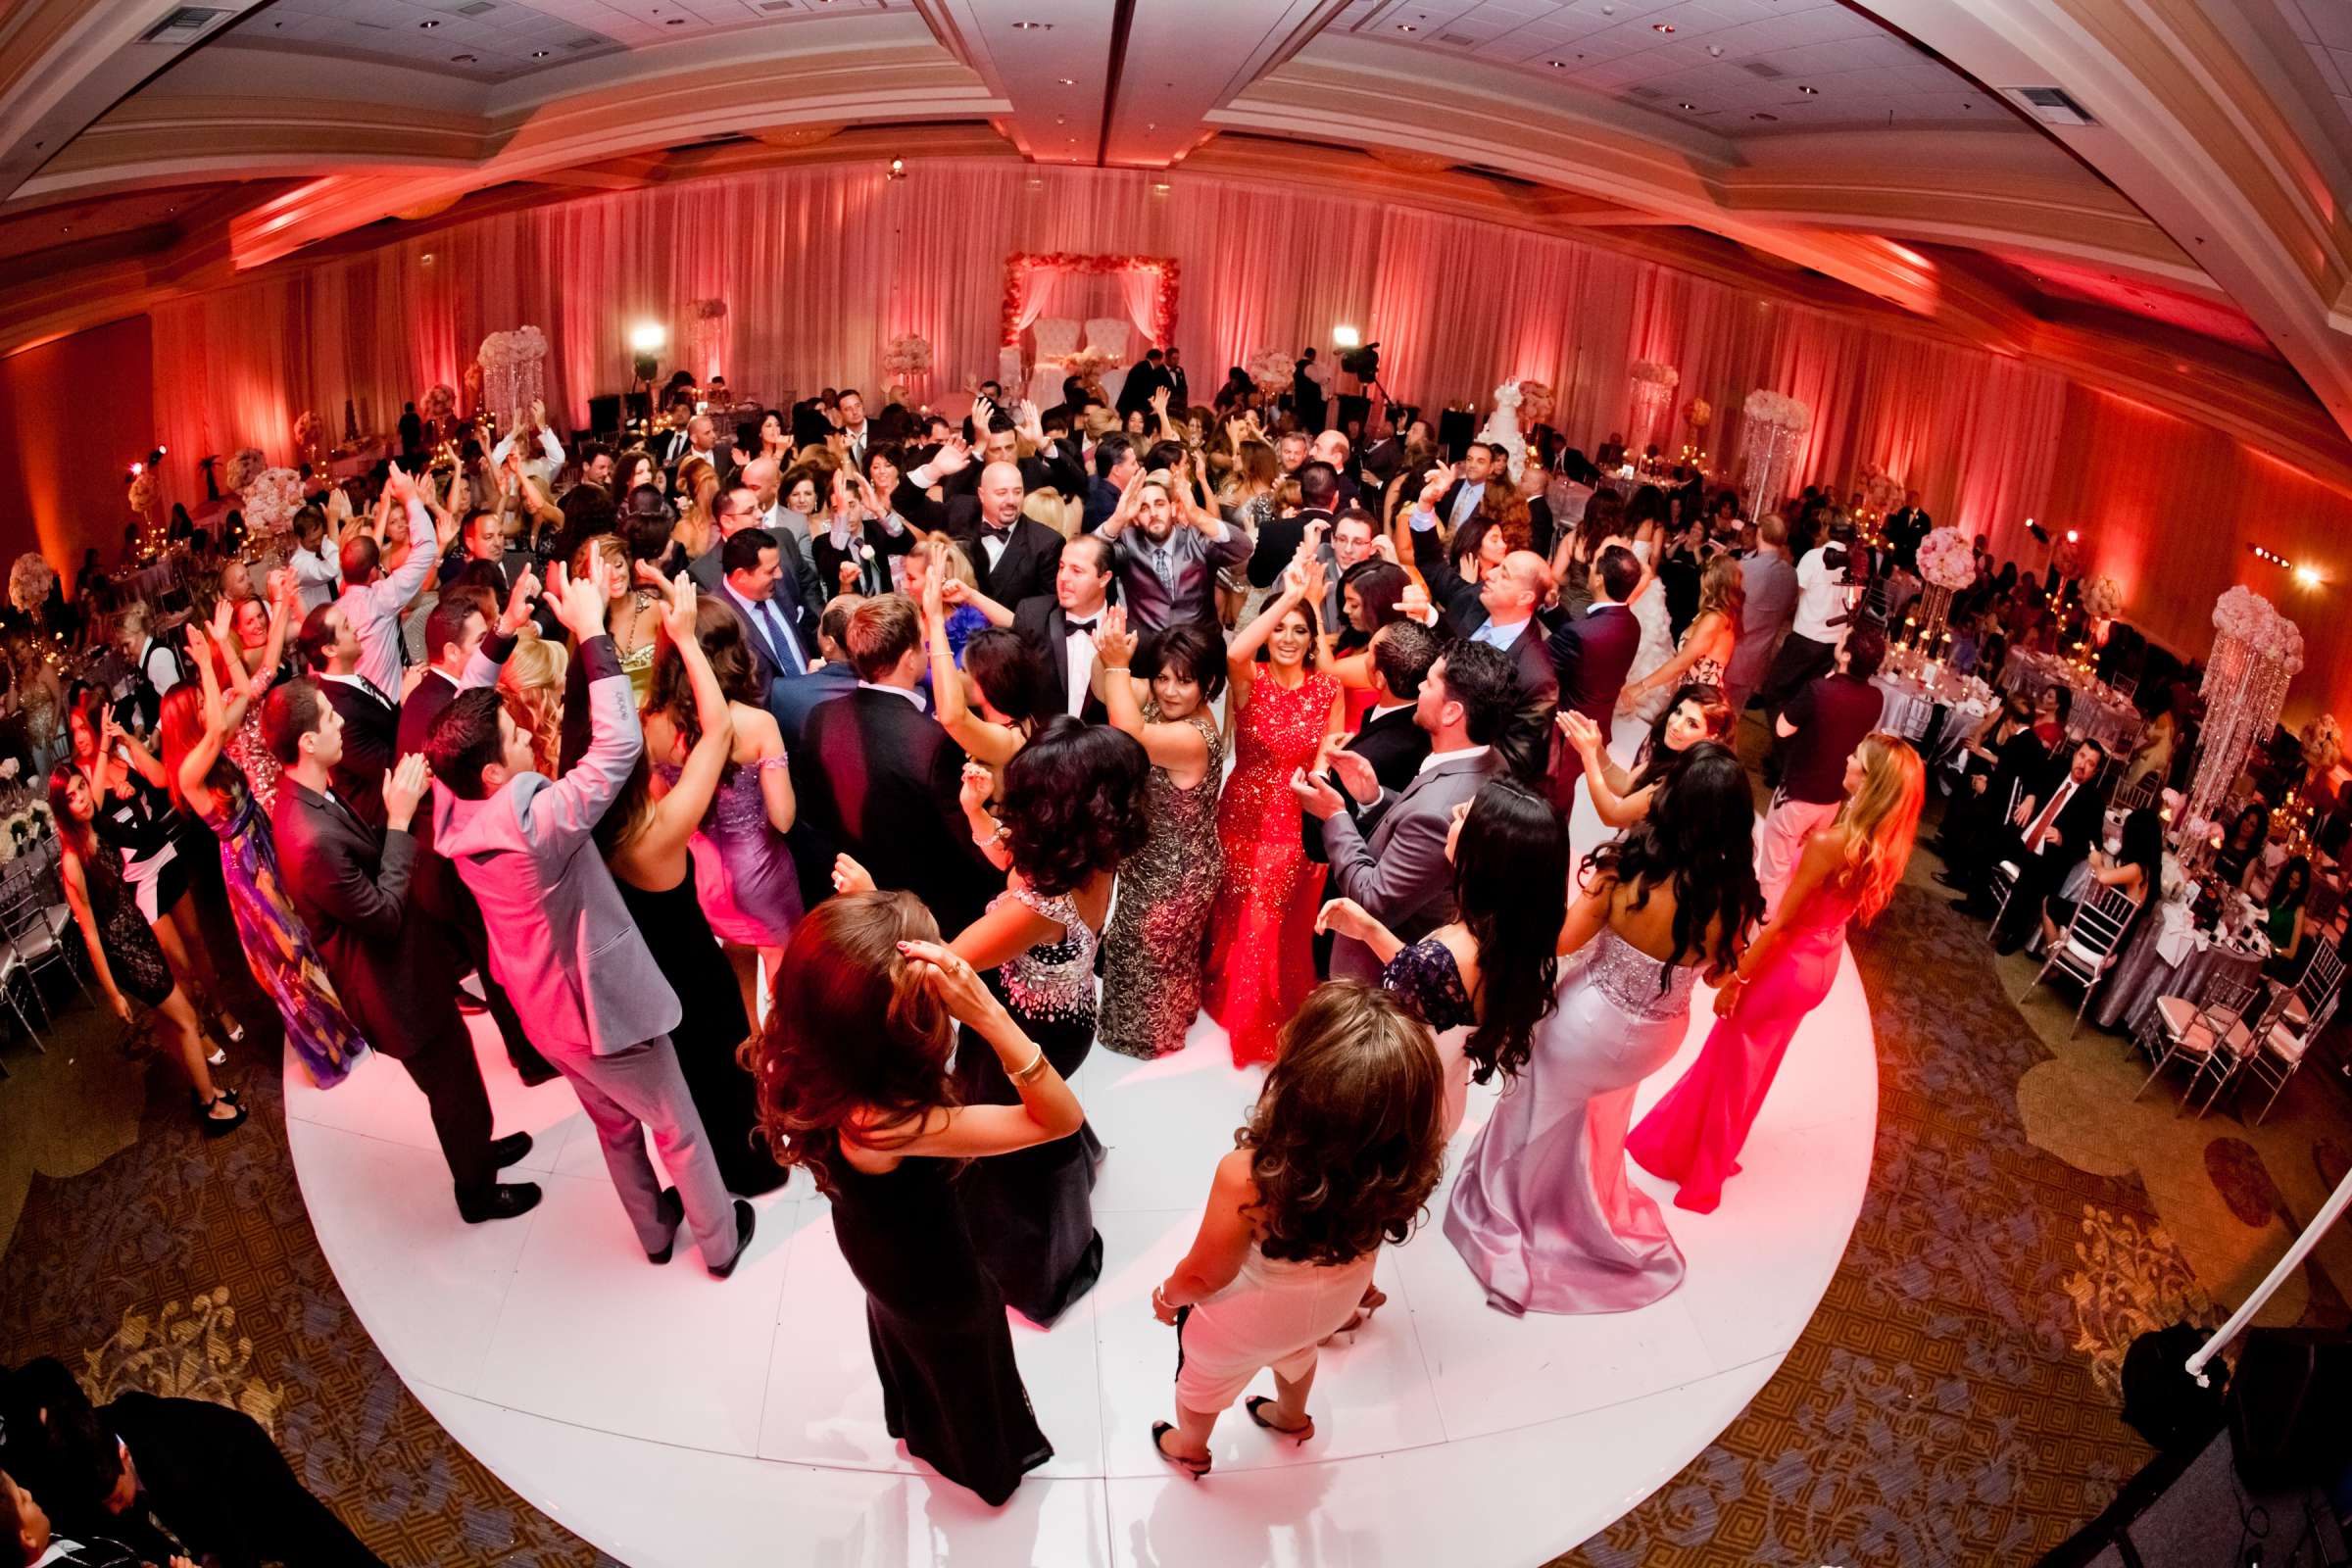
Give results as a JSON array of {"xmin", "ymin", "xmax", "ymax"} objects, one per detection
[
  {"xmin": 598, "ymin": 573, "xmax": 784, "ymax": 1197},
  {"xmin": 51, "ymin": 761, "xmax": 245, "ymax": 1134},
  {"xmin": 750, "ymin": 893, "xmax": 1083, "ymax": 1505},
  {"xmin": 841, "ymin": 717, "xmax": 1149, "ymax": 1323}
]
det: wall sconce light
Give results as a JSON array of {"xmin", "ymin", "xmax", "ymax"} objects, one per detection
[{"xmin": 887, "ymin": 157, "xmax": 906, "ymax": 180}]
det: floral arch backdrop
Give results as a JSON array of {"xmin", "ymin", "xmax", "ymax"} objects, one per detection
[{"xmin": 1000, "ymin": 252, "xmax": 1179, "ymax": 355}]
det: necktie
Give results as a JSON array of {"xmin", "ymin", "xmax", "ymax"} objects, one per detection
[
  {"xmin": 2025, "ymin": 780, "xmax": 2074, "ymax": 853},
  {"xmin": 758, "ymin": 597, "xmax": 806, "ymax": 676}
]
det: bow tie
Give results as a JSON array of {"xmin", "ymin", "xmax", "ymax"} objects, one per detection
[{"xmin": 1065, "ymin": 618, "xmax": 1097, "ymax": 637}]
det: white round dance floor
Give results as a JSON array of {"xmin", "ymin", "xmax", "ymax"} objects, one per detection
[{"xmin": 285, "ymin": 955, "xmax": 1880, "ymax": 1568}]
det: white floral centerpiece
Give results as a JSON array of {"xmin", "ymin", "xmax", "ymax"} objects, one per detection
[
  {"xmin": 2301, "ymin": 713, "xmax": 2342, "ymax": 773},
  {"xmin": 1630, "ymin": 360, "xmax": 1679, "ymax": 389},
  {"xmin": 241, "ymin": 466, "xmax": 305, "ymax": 537},
  {"xmin": 1245, "ymin": 348, "xmax": 1294, "ymax": 394},
  {"xmin": 1685, "ymin": 396, "xmax": 1712, "ymax": 429},
  {"xmin": 2184, "ymin": 585, "xmax": 2306, "ymax": 842},
  {"xmin": 2082, "ymin": 575, "xmax": 2124, "ymax": 620},
  {"xmin": 1742, "ymin": 389, "xmax": 1813, "ymax": 432}
]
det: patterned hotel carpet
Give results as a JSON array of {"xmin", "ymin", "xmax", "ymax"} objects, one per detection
[{"xmin": 3, "ymin": 825, "xmax": 2349, "ymax": 1566}]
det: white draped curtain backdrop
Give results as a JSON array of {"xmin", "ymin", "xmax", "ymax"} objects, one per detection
[{"xmin": 142, "ymin": 157, "xmax": 2352, "ymax": 720}]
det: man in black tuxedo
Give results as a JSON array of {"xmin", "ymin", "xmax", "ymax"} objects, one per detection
[
  {"xmin": 947, "ymin": 460, "xmax": 1061, "ymax": 608},
  {"xmin": 268, "ymin": 679, "xmax": 539, "ymax": 1223},
  {"xmin": 1248, "ymin": 461, "xmax": 1340, "ymax": 589},
  {"xmin": 1987, "ymin": 737, "xmax": 2109, "ymax": 954},
  {"xmin": 792, "ymin": 595, "xmax": 1000, "ymax": 937},
  {"xmin": 914, "ymin": 411, "xmax": 1085, "ymax": 526},
  {"xmin": 1885, "ymin": 491, "xmax": 1932, "ymax": 571},
  {"xmin": 293, "ymin": 603, "xmax": 400, "ymax": 827},
  {"xmin": 1547, "ymin": 544, "xmax": 1644, "ymax": 806},
  {"xmin": 5, "ymin": 1355, "xmax": 388, "ymax": 1568},
  {"xmin": 997, "ymin": 532, "xmax": 1115, "ymax": 724},
  {"xmin": 1116, "ymin": 350, "xmax": 1169, "ymax": 420},
  {"xmin": 1162, "ymin": 346, "xmax": 1190, "ymax": 412},
  {"xmin": 1405, "ymin": 526, "xmax": 1560, "ymax": 777},
  {"xmin": 397, "ymin": 583, "xmax": 555, "ymax": 1085}
]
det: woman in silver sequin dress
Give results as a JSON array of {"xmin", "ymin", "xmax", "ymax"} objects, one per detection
[
  {"xmin": 1090, "ymin": 611, "xmax": 1227, "ymax": 1058},
  {"xmin": 834, "ymin": 716, "xmax": 1150, "ymax": 1325}
]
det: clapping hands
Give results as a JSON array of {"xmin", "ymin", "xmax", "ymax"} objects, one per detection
[{"xmin": 1091, "ymin": 604, "xmax": 1138, "ymax": 669}]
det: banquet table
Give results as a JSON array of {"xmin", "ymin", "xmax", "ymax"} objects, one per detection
[
  {"xmin": 327, "ymin": 437, "xmax": 387, "ymax": 481},
  {"xmin": 1997, "ymin": 651, "xmax": 2144, "ymax": 757},
  {"xmin": 2093, "ymin": 895, "xmax": 2272, "ymax": 1032},
  {"xmin": 1871, "ymin": 661, "xmax": 1996, "ymax": 771}
]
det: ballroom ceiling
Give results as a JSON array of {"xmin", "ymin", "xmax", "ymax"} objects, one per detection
[{"xmin": 2, "ymin": 0, "xmax": 2350, "ymax": 465}]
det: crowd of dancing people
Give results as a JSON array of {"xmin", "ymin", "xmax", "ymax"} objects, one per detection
[{"xmin": 0, "ymin": 360, "xmax": 1941, "ymax": 1544}]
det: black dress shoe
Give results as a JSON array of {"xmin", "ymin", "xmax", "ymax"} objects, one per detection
[
  {"xmin": 458, "ymin": 1182, "xmax": 543, "ymax": 1224},
  {"xmin": 708, "ymin": 1199, "xmax": 758, "ymax": 1281},
  {"xmin": 488, "ymin": 1132, "xmax": 533, "ymax": 1168},
  {"xmin": 645, "ymin": 1187, "xmax": 686, "ymax": 1264},
  {"xmin": 1933, "ymin": 870, "xmax": 1968, "ymax": 891}
]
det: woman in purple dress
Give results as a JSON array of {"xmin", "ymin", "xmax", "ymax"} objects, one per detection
[
  {"xmin": 1631, "ymin": 733, "xmax": 1922, "ymax": 1212},
  {"xmin": 1445, "ymin": 745, "xmax": 1760, "ymax": 1315},
  {"xmin": 647, "ymin": 598, "xmax": 801, "ymax": 1025}
]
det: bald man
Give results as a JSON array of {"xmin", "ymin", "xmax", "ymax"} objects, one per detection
[
  {"xmin": 1310, "ymin": 427, "xmax": 1361, "ymax": 509},
  {"xmin": 1419, "ymin": 546, "xmax": 1559, "ymax": 783},
  {"xmin": 949, "ymin": 459, "xmax": 1061, "ymax": 606}
]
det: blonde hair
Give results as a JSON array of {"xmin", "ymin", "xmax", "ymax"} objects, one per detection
[
  {"xmin": 1835, "ymin": 732, "xmax": 1924, "ymax": 924},
  {"xmin": 499, "ymin": 625, "xmax": 568, "ymax": 778},
  {"xmin": 1697, "ymin": 551, "xmax": 1745, "ymax": 630}
]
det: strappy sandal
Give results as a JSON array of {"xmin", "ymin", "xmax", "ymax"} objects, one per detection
[
  {"xmin": 1244, "ymin": 1396, "xmax": 1315, "ymax": 1446},
  {"xmin": 191, "ymin": 1090, "xmax": 247, "ymax": 1137},
  {"xmin": 1322, "ymin": 1285, "xmax": 1389, "ymax": 1344},
  {"xmin": 1151, "ymin": 1422, "xmax": 1210, "ymax": 1480}
]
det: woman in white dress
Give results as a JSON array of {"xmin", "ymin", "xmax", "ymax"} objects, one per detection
[
  {"xmin": 1446, "ymin": 744, "xmax": 1763, "ymax": 1315},
  {"xmin": 1619, "ymin": 551, "xmax": 1743, "ymax": 710},
  {"xmin": 1148, "ymin": 983, "xmax": 1446, "ymax": 1475}
]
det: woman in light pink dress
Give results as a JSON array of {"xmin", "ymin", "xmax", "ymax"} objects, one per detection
[{"xmin": 1630, "ymin": 732, "xmax": 1923, "ymax": 1213}]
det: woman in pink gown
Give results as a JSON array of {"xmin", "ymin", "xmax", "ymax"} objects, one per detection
[
  {"xmin": 1630, "ymin": 732, "xmax": 1923, "ymax": 1213},
  {"xmin": 1205, "ymin": 563, "xmax": 1344, "ymax": 1066}
]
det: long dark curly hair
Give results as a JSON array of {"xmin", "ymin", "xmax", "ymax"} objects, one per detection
[
  {"xmin": 743, "ymin": 892, "xmax": 958, "ymax": 1198},
  {"xmin": 646, "ymin": 596, "xmax": 763, "ymax": 778},
  {"xmin": 999, "ymin": 715, "xmax": 1151, "ymax": 896},
  {"xmin": 1453, "ymin": 778, "xmax": 1567, "ymax": 1084},
  {"xmin": 1241, "ymin": 983, "xmax": 1447, "ymax": 1266},
  {"xmin": 1581, "ymin": 740, "xmax": 1759, "ymax": 984}
]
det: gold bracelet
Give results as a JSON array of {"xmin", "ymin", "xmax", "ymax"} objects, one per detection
[{"xmin": 1008, "ymin": 1047, "xmax": 1049, "ymax": 1084}]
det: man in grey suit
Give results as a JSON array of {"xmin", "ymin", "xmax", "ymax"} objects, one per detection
[
  {"xmin": 1724, "ymin": 513, "xmax": 1797, "ymax": 714},
  {"xmin": 1093, "ymin": 468, "xmax": 1251, "ymax": 632},
  {"xmin": 1296, "ymin": 640, "xmax": 1517, "ymax": 983},
  {"xmin": 427, "ymin": 563, "xmax": 754, "ymax": 1279}
]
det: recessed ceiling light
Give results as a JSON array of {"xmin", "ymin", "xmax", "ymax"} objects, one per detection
[
  {"xmin": 1054, "ymin": 117, "xmax": 1066, "ymax": 124},
  {"xmin": 1707, "ymin": 45, "xmax": 1723, "ymax": 57},
  {"xmin": 1011, "ymin": 20, "xmax": 1050, "ymax": 28},
  {"xmin": 1056, "ymin": 76, "xmax": 1075, "ymax": 85},
  {"xmin": 418, "ymin": 17, "xmax": 439, "ymax": 26},
  {"xmin": 1796, "ymin": 84, "xmax": 1819, "ymax": 95},
  {"xmin": 664, "ymin": 15, "xmax": 683, "ymax": 22},
  {"xmin": 1396, "ymin": 22, "xmax": 1417, "ymax": 30},
  {"xmin": 1678, "ymin": 101, "xmax": 1698, "ymax": 110},
  {"xmin": 1546, "ymin": 58, "xmax": 1569, "ymax": 68},
  {"xmin": 531, "ymin": 49, "xmax": 548, "ymax": 57},
  {"xmin": 1651, "ymin": 22, "xmax": 1674, "ymax": 32}
]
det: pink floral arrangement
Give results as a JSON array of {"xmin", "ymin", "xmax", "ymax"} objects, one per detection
[
  {"xmin": 881, "ymin": 333, "xmax": 934, "ymax": 376},
  {"xmin": 1915, "ymin": 526, "xmax": 1976, "ymax": 590},
  {"xmin": 1684, "ymin": 397, "xmax": 1712, "ymax": 429},
  {"xmin": 9, "ymin": 553, "xmax": 55, "ymax": 613},
  {"xmin": 126, "ymin": 469, "xmax": 156, "ymax": 515},
  {"xmin": 420, "ymin": 383, "xmax": 457, "ymax": 421},
  {"xmin": 224, "ymin": 447, "xmax": 268, "ymax": 495},
  {"xmin": 241, "ymin": 466, "xmax": 305, "ymax": 536},
  {"xmin": 2213, "ymin": 584, "xmax": 2306, "ymax": 674}
]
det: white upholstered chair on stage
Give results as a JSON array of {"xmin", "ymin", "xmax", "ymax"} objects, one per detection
[
  {"xmin": 1085, "ymin": 316, "xmax": 1134, "ymax": 407},
  {"xmin": 1027, "ymin": 317, "xmax": 1082, "ymax": 409}
]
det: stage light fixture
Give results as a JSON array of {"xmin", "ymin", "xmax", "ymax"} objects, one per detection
[
  {"xmin": 1333, "ymin": 324, "xmax": 1361, "ymax": 349},
  {"xmin": 629, "ymin": 322, "xmax": 667, "ymax": 354},
  {"xmin": 2296, "ymin": 564, "xmax": 2324, "ymax": 588},
  {"xmin": 2065, "ymin": 529, "xmax": 2079, "ymax": 544}
]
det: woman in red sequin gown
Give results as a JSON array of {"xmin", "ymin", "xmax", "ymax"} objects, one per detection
[{"xmin": 1204, "ymin": 563, "xmax": 1345, "ymax": 1065}]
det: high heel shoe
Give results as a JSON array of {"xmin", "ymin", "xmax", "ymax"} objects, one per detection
[
  {"xmin": 1151, "ymin": 1423, "xmax": 1210, "ymax": 1479},
  {"xmin": 191, "ymin": 1090, "xmax": 247, "ymax": 1137},
  {"xmin": 1244, "ymin": 1396, "xmax": 1315, "ymax": 1446}
]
